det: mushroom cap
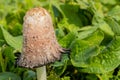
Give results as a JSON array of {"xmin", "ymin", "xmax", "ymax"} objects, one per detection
[{"xmin": 16, "ymin": 7, "xmax": 64, "ymax": 69}]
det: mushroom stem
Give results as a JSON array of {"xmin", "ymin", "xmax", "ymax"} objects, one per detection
[{"xmin": 36, "ymin": 66, "xmax": 46, "ymax": 80}]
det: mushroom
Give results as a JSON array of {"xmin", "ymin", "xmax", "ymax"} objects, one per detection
[{"xmin": 16, "ymin": 7, "xmax": 69, "ymax": 69}]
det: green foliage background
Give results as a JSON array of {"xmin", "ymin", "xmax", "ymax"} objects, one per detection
[{"xmin": 0, "ymin": 0, "xmax": 120, "ymax": 80}]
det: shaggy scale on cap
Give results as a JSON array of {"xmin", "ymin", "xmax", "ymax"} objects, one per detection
[{"xmin": 16, "ymin": 7, "xmax": 68, "ymax": 69}]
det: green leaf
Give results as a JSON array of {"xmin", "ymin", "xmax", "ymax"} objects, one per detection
[
  {"xmin": 53, "ymin": 54, "xmax": 69, "ymax": 67},
  {"xmin": 0, "ymin": 26, "xmax": 22, "ymax": 52},
  {"xmin": 23, "ymin": 70, "xmax": 36, "ymax": 80},
  {"xmin": 85, "ymin": 30, "xmax": 104, "ymax": 45},
  {"xmin": 0, "ymin": 48, "xmax": 6, "ymax": 72},
  {"xmin": 71, "ymin": 40, "xmax": 99, "ymax": 67},
  {"xmin": 86, "ymin": 74, "xmax": 98, "ymax": 80},
  {"xmin": 98, "ymin": 21, "xmax": 114, "ymax": 36},
  {"xmin": 77, "ymin": 26, "xmax": 98, "ymax": 39},
  {"xmin": 0, "ymin": 72, "xmax": 21, "ymax": 80},
  {"xmin": 0, "ymin": 46, "xmax": 15, "ymax": 72},
  {"xmin": 52, "ymin": 54, "xmax": 69, "ymax": 76},
  {"xmin": 56, "ymin": 4, "xmax": 83, "ymax": 29},
  {"xmin": 61, "ymin": 76, "xmax": 70, "ymax": 80},
  {"xmin": 59, "ymin": 32, "xmax": 76, "ymax": 48},
  {"xmin": 108, "ymin": 5, "xmax": 120, "ymax": 21},
  {"xmin": 100, "ymin": 0, "xmax": 117, "ymax": 5},
  {"xmin": 76, "ymin": 0, "xmax": 89, "ymax": 9},
  {"xmin": 58, "ymin": 18, "xmax": 80, "ymax": 32},
  {"xmin": 71, "ymin": 30, "xmax": 104, "ymax": 67},
  {"xmin": 47, "ymin": 71, "xmax": 60, "ymax": 80},
  {"xmin": 55, "ymin": 28, "xmax": 65, "ymax": 40},
  {"xmin": 81, "ymin": 36, "xmax": 120, "ymax": 73},
  {"xmin": 3, "ymin": 46, "xmax": 14, "ymax": 61},
  {"xmin": 105, "ymin": 17, "xmax": 120, "ymax": 35},
  {"xmin": 61, "ymin": 4, "xmax": 83, "ymax": 26}
]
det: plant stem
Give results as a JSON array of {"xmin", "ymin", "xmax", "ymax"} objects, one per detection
[{"xmin": 36, "ymin": 66, "xmax": 47, "ymax": 80}]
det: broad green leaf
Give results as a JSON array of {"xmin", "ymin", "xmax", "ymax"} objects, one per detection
[
  {"xmin": 76, "ymin": 0, "xmax": 89, "ymax": 9},
  {"xmin": 108, "ymin": 6, "xmax": 120, "ymax": 21},
  {"xmin": 100, "ymin": 0, "xmax": 117, "ymax": 5},
  {"xmin": 107, "ymin": 36, "xmax": 120, "ymax": 50},
  {"xmin": 77, "ymin": 26, "xmax": 97, "ymax": 39},
  {"xmin": 52, "ymin": 54, "xmax": 69, "ymax": 76},
  {"xmin": 53, "ymin": 54, "xmax": 69, "ymax": 67},
  {"xmin": 105, "ymin": 17, "xmax": 120, "ymax": 35},
  {"xmin": 92, "ymin": 13, "xmax": 104, "ymax": 25},
  {"xmin": 71, "ymin": 39, "xmax": 100, "ymax": 67},
  {"xmin": 80, "ymin": 36, "xmax": 120, "ymax": 73},
  {"xmin": 91, "ymin": 2, "xmax": 104, "ymax": 25},
  {"xmin": 0, "ymin": 72, "xmax": 21, "ymax": 80},
  {"xmin": 59, "ymin": 32, "xmax": 76, "ymax": 48},
  {"xmin": 85, "ymin": 30, "xmax": 104, "ymax": 45},
  {"xmin": 55, "ymin": 4, "xmax": 83, "ymax": 31},
  {"xmin": 0, "ymin": 26, "xmax": 22, "ymax": 52},
  {"xmin": 71, "ymin": 30, "xmax": 104, "ymax": 67},
  {"xmin": 98, "ymin": 21, "xmax": 114, "ymax": 36},
  {"xmin": 60, "ymin": 4, "xmax": 83, "ymax": 27},
  {"xmin": 23, "ymin": 70, "xmax": 36, "ymax": 80},
  {"xmin": 58, "ymin": 18, "xmax": 80, "ymax": 32}
]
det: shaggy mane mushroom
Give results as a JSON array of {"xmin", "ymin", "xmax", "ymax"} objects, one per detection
[{"xmin": 16, "ymin": 7, "xmax": 69, "ymax": 69}]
